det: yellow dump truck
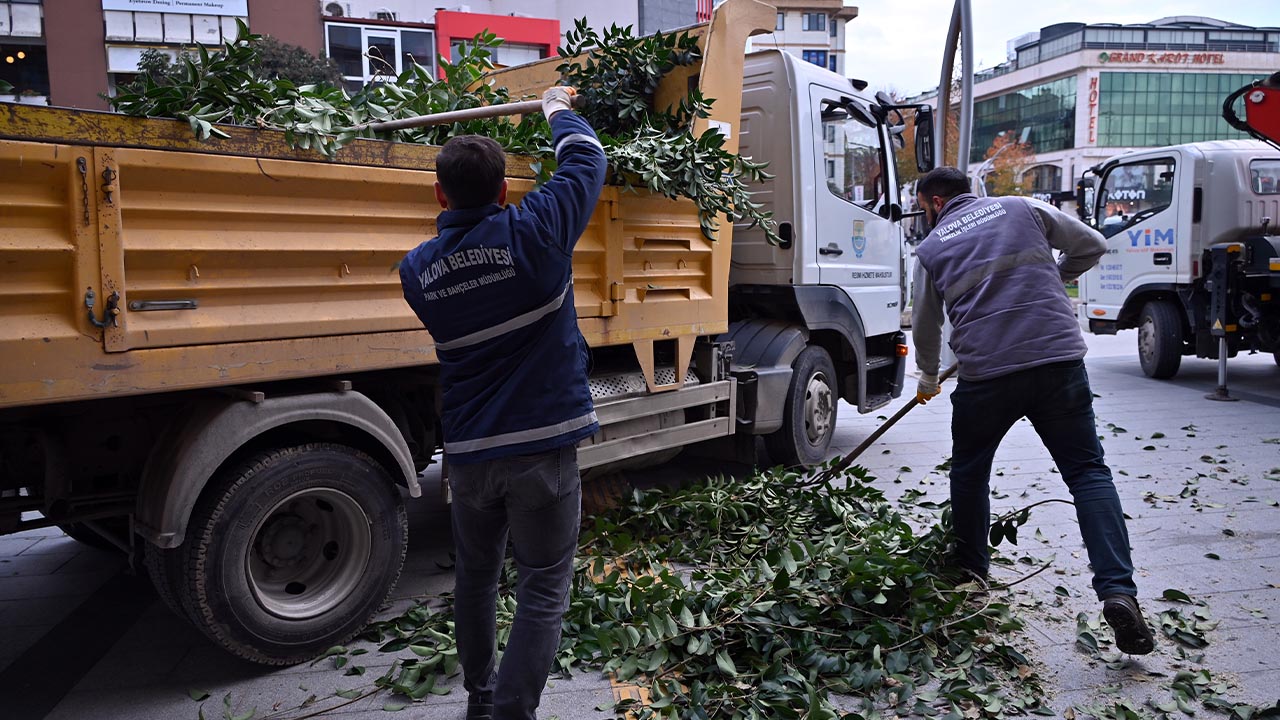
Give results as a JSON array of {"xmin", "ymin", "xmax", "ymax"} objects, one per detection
[{"xmin": 0, "ymin": 0, "xmax": 935, "ymax": 664}]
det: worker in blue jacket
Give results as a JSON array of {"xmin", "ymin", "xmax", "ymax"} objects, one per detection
[{"xmin": 399, "ymin": 86, "xmax": 607, "ymax": 720}]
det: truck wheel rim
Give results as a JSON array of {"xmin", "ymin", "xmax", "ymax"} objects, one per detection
[
  {"xmin": 247, "ymin": 488, "xmax": 372, "ymax": 620},
  {"xmin": 804, "ymin": 372, "xmax": 834, "ymax": 445},
  {"xmin": 1139, "ymin": 317, "xmax": 1156, "ymax": 365}
]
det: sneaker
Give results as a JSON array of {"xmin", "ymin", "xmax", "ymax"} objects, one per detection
[
  {"xmin": 467, "ymin": 692, "xmax": 493, "ymax": 720},
  {"xmin": 1102, "ymin": 594, "xmax": 1156, "ymax": 655}
]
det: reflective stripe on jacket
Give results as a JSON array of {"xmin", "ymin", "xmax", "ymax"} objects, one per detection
[{"xmin": 399, "ymin": 111, "xmax": 607, "ymax": 464}]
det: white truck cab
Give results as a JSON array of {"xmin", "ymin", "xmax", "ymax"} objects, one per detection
[
  {"xmin": 723, "ymin": 50, "xmax": 932, "ymax": 464},
  {"xmin": 1077, "ymin": 140, "xmax": 1280, "ymax": 379}
]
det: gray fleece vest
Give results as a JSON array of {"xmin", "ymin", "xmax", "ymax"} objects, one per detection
[{"xmin": 915, "ymin": 194, "xmax": 1086, "ymax": 381}]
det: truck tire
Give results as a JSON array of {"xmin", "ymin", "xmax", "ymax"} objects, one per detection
[
  {"xmin": 144, "ymin": 542, "xmax": 195, "ymax": 623},
  {"xmin": 178, "ymin": 443, "xmax": 407, "ymax": 665},
  {"xmin": 1137, "ymin": 301, "xmax": 1183, "ymax": 379},
  {"xmin": 765, "ymin": 345, "xmax": 838, "ymax": 467}
]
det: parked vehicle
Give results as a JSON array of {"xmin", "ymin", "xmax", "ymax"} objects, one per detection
[{"xmin": 1075, "ymin": 140, "xmax": 1280, "ymax": 379}]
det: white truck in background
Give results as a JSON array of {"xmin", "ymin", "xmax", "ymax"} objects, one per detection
[{"xmin": 1074, "ymin": 140, "xmax": 1280, "ymax": 385}]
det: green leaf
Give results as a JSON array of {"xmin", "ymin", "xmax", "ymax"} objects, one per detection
[
  {"xmin": 383, "ymin": 701, "xmax": 408, "ymax": 712},
  {"xmin": 1161, "ymin": 589, "xmax": 1194, "ymax": 604},
  {"xmin": 188, "ymin": 689, "xmax": 211, "ymax": 702},
  {"xmin": 715, "ymin": 650, "xmax": 738, "ymax": 677}
]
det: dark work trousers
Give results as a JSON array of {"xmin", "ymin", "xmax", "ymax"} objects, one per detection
[
  {"xmin": 948, "ymin": 359, "xmax": 1138, "ymax": 600},
  {"xmin": 448, "ymin": 444, "xmax": 582, "ymax": 720}
]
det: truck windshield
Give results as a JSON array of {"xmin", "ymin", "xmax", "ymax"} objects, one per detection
[
  {"xmin": 1098, "ymin": 159, "xmax": 1176, "ymax": 237},
  {"xmin": 1250, "ymin": 160, "xmax": 1280, "ymax": 194}
]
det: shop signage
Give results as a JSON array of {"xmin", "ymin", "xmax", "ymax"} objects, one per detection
[
  {"xmin": 102, "ymin": 0, "xmax": 248, "ymax": 16},
  {"xmin": 1098, "ymin": 51, "xmax": 1225, "ymax": 65}
]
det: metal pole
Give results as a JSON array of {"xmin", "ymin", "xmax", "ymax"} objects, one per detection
[
  {"xmin": 957, "ymin": 0, "xmax": 974, "ymax": 172},
  {"xmin": 936, "ymin": 3, "xmax": 961, "ymax": 167},
  {"xmin": 1205, "ymin": 336, "xmax": 1238, "ymax": 401}
]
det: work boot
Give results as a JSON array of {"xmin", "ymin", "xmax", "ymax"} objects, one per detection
[
  {"xmin": 466, "ymin": 691, "xmax": 493, "ymax": 720},
  {"xmin": 1102, "ymin": 594, "xmax": 1156, "ymax": 655}
]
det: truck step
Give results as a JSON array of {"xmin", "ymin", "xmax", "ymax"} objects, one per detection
[
  {"xmin": 865, "ymin": 355, "xmax": 895, "ymax": 370},
  {"xmin": 863, "ymin": 393, "xmax": 893, "ymax": 411}
]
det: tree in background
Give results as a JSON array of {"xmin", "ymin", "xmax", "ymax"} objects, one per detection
[
  {"xmin": 255, "ymin": 37, "xmax": 342, "ymax": 85},
  {"xmin": 980, "ymin": 130, "xmax": 1034, "ymax": 197},
  {"xmin": 131, "ymin": 37, "xmax": 340, "ymax": 89}
]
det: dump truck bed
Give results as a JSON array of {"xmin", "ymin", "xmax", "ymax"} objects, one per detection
[{"xmin": 0, "ymin": 0, "xmax": 773, "ymax": 410}]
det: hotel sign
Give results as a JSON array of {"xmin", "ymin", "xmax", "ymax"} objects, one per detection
[
  {"xmin": 102, "ymin": 0, "xmax": 248, "ymax": 15},
  {"xmin": 1087, "ymin": 75, "xmax": 1099, "ymax": 144},
  {"xmin": 1098, "ymin": 51, "xmax": 1225, "ymax": 65}
]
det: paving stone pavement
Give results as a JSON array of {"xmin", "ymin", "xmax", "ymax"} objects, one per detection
[{"xmin": 0, "ymin": 332, "xmax": 1277, "ymax": 719}]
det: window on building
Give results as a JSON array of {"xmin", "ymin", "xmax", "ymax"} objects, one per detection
[
  {"xmin": 374, "ymin": 10, "xmax": 397, "ymax": 21},
  {"xmin": 1037, "ymin": 32, "xmax": 1082, "ymax": 61},
  {"xmin": 970, "ymin": 76, "xmax": 1076, "ymax": 164},
  {"xmin": 2, "ymin": 0, "xmax": 43, "ymax": 38},
  {"xmin": 1085, "ymin": 28, "xmax": 1145, "ymax": 45},
  {"xmin": 1146, "ymin": 30, "xmax": 1204, "ymax": 46},
  {"xmin": 802, "ymin": 49, "xmax": 828, "ymax": 67},
  {"xmin": 802, "ymin": 13, "xmax": 826, "ymax": 32},
  {"xmin": 1209, "ymin": 31, "xmax": 1265, "ymax": 42},
  {"xmin": 1022, "ymin": 164, "xmax": 1063, "ymax": 194},
  {"xmin": 1097, "ymin": 158, "xmax": 1175, "ymax": 237},
  {"xmin": 1250, "ymin": 159, "xmax": 1280, "ymax": 194},
  {"xmin": 822, "ymin": 103, "xmax": 884, "ymax": 209},
  {"xmin": 326, "ymin": 23, "xmax": 435, "ymax": 91},
  {"xmin": 1097, "ymin": 72, "xmax": 1267, "ymax": 148},
  {"xmin": 830, "ymin": 19, "xmax": 837, "ymax": 38},
  {"xmin": 0, "ymin": 42, "xmax": 49, "ymax": 100},
  {"xmin": 775, "ymin": 11, "xmax": 784, "ymax": 31},
  {"xmin": 828, "ymin": 55, "xmax": 836, "ymax": 72}
]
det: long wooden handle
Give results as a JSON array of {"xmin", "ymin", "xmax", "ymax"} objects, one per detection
[
  {"xmin": 357, "ymin": 95, "xmax": 584, "ymax": 133},
  {"xmin": 808, "ymin": 364, "xmax": 959, "ymax": 485}
]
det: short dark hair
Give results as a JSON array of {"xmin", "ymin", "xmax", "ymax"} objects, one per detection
[
  {"xmin": 917, "ymin": 166, "xmax": 970, "ymax": 201},
  {"xmin": 436, "ymin": 135, "xmax": 506, "ymax": 209}
]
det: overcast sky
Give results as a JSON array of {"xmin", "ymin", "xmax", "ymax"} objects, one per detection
[{"xmin": 839, "ymin": 0, "xmax": 1280, "ymax": 97}]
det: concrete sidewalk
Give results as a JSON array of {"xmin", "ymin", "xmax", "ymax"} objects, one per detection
[{"xmin": 1, "ymin": 332, "xmax": 1277, "ymax": 718}]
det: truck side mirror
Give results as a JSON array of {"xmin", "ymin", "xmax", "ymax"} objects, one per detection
[{"xmin": 914, "ymin": 106, "xmax": 934, "ymax": 173}]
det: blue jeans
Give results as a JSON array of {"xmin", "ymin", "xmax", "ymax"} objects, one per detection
[
  {"xmin": 948, "ymin": 360, "xmax": 1137, "ymax": 600},
  {"xmin": 448, "ymin": 444, "xmax": 581, "ymax": 720}
]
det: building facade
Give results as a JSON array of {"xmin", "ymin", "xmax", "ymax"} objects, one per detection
[
  {"xmin": 955, "ymin": 16, "xmax": 1280, "ymax": 200},
  {"xmin": 0, "ymin": 0, "xmax": 575, "ymax": 110},
  {"xmin": 331, "ymin": 0, "xmax": 699, "ymax": 43},
  {"xmin": 743, "ymin": 0, "xmax": 856, "ymax": 75},
  {"xmin": 1, "ymin": 0, "xmax": 321, "ymax": 110}
]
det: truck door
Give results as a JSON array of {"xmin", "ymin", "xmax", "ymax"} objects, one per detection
[
  {"xmin": 1086, "ymin": 157, "xmax": 1178, "ymax": 318},
  {"xmin": 811, "ymin": 88, "xmax": 901, "ymax": 337}
]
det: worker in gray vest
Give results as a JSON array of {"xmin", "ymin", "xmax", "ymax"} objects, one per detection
[{"xmin": 911, "ymin": 166, "xmax": 1155, "ymax": 655}]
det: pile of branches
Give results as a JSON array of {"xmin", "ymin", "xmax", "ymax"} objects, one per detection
[
  {"xmin": 349, "ymin": 466, "xmax": 1044, "ymax": 719},
  {"xmin": 108, "ymin": 21, "xmax": 776, "ymax": 243}
]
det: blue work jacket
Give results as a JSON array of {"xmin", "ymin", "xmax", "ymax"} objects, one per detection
[{"xmin": 399, "ymin": 111, "xmax": 608, "ymax": 464}]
